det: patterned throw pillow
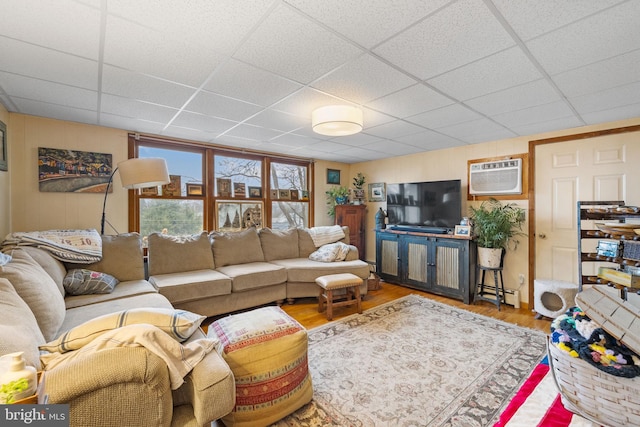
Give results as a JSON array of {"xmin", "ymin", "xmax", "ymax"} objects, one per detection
[
  {"xmin": 40, "ymin": 308, "xmax": 206, "ymax": 353},
  {"xmin": 309, "ymin": 242, "xmax": 351, "ymax": 262},
  {"xmin": 63, "ymin": 269, "xmax": 119, "ymax": 295}
]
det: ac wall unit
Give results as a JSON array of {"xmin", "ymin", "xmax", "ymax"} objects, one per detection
[{"xmin": 469, "ymin": 158, "xmax": 522, "ymax": 195}]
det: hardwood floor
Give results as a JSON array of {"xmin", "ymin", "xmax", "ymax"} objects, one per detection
[{"xmin": 278, "ymin": 281, "xmax": 552, "ymax": 334}]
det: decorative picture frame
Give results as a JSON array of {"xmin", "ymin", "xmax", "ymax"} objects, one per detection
[
  {"xmin": 186, "ymin": 183, "xmax": 203, "ymax": 196},
  {"xmin": 290, "ymin": 189, "xmax": 299, "ymax": 200},
  {"xmin": 38, "ymin": 147, "xmax": 112, "ymax": 192},
  {"xmin": 327, "ymin": 169, "xmax": 340, "ymax": 185},
  {"xmin": 216, "ymin": 201, "xmax": 263, "ymax": 231},
  {"xmin": 454, "ymin": 225, "xmax": 471, "ymax": 237},
  {"xmin": 140, "ymin": 186, "xmax": 159, "ymax": 196},
  {"xmin": 368, "ymin": 182, "xmax": 386, "ymax": 202},
  {"xmin": 0, "ymin": 120, "xmax": 7, "ymax": 172},
  {"xmin": 278, "ymin": 189, "xmax": 291, "ymax": 200},
  {"xmin": 216, "ymin": 178, "xmax": 231, "ymax": 197},
  {"xmin": 301, "ymin": 190, "xmax": 309, "ymax": 201},
  {"xmin": 162, "ymin": 174, "xmax": 181, "ymax": 197},
  {"xmin": 248, "ymin": 186, "xmax": 262, "ymax": 198},
  {"xmin": 233, "ymin": 182, "xmax": 246, "ymax": 197},
  {"xmin": 269, "ymin": 189, "xmax": 279, "ymax": 199}
]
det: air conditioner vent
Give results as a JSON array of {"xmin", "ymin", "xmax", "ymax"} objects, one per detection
[{"xmin": 469, "ymin": 158, "xmax": 522, "ymax": 195}]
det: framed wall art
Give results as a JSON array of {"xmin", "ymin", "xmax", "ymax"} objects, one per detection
[
  {"xmin": 234, "ymin": 182, "xmax": 246, "ymax": 197},
  {"xmin": 162, "ymin": 174, "xmax": 181, "ymax": 196},
  {"xmin": 140, "ymin": 186, "xmax": 159, "ymax": 196},
  {"xmin": 38, "ymin": 147, "xmax": 112, "ymax": 192},
  {"xmin": 327, "ymin": 169, "xmax": 340, "ymax": 184},
  {"xmin": 0, "ymin": 120, "xmax": 7, "ymax": 172},
  {"xmin": 216, "ymin": 201, "xmax": 263, "ymax": 231},
  {"xmin": 186, "ymin": 183, "xmax": 203, "ymax": 196},
  {"xmin": 368, "ymin": 182, "xmax": 386, "ymax": 202},
  {"xmin": 269, "ymin": 189, "xmax": 278, "ymax": 199},
  {"xmin": 216, "ymin": 178, "xmax": 231, "ymax": 197},
  {"xmin": 248, "ymin": 186, "xmax": 262, "ymax": 198},
  {"xmin": 454, "ymin": 225, "xmax": 471, "ymax": 237}
]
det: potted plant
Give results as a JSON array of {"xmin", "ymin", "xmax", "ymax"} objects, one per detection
[
  {"xmin": 326, "ymin": 185, "xmax": 350, "ymax": 217},
  {"xmin": 469, "ymin": 198, "xmax": 526, "ymax": 268},
  {"xmin": 352, "ymin": 173, "xmax": 366, "ymax": 204}
]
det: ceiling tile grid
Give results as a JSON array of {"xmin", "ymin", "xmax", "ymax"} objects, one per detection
[{"xmin": 0, "ymin": 0, "xmax": 638, "ymax": 163}]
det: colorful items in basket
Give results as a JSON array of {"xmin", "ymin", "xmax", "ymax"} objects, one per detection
[{"xmin": 550, "ymin": 307, "xmax": 640, "ymax": 378}]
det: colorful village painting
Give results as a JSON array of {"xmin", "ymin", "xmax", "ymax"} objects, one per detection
[{"xmin": 38, "ymin": 147, "xmax": 113, "ymax": 193}]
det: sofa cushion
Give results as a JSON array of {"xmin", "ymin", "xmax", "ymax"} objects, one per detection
[
  {"xmin": 216, "ymin": 262, "xmax": 287, "ymax": 292},
  {"xmin": 0, "ymin": 278, "xmax": 46, "ymax": 369},
  {"xmin": 73, "ymin": 233, "xmax": 145, "ymax": 281},
  {"xmin": 211, "ymin": 228, "xmax": 264, "ymax": 267},
  {"xmin": 271, "ymin": 258, "xmax": 370, "ymax": 283},
  {"xmin": 0, "ymin": 248, "xmax": 66, "ymax": 341},
  {"xmin": 19, "ymin": 246, "xmax": 67, "ymax": 297},
  {"xmin": 148, "ymin": 232, "xmax": 215, "ymax": 276},
  {"xmin": 259, "ymin": 228, "xmax": 299, "ymax": 261},
  {"xmin": 150, "ymin": 270, "xmax": 232, "ymax": 304},
  {"xmin": 63, "ymin": 269, "xmax": 119, "ymax": 295},
  {"xmin": 64, "ymin": 280, "xmax": 158, "ymax": 309},
  {"xmin": 41, "ymin": 307, "xmax": 205, "ymax": 353}
]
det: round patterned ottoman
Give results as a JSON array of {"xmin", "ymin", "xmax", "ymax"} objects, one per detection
[
  {"xmin": 533, "ymin": 279, "xmax": 579, "ymax": 319},
  {"xmin": 208, "ymin": 306, "xmax": 313, "ymax": 427}
]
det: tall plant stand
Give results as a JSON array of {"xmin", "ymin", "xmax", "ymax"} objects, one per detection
[{"xmin": 474, "ymin": 249, "xmax": 506, "ymax": 310}]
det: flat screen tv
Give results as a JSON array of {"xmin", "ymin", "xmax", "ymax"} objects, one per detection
[{"xmin": 386, "ymin": 179, "xmax": 462, "ymax": 233}]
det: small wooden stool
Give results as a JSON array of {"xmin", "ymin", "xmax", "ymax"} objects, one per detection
[{"xmin": 316, "ymin": 273, "xmax": 363, "ymax": 320}]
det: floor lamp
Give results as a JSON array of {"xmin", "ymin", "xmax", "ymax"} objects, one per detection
[{"xmin": 100, "ymin": 157, "xmax": 170, "ymax": 235}]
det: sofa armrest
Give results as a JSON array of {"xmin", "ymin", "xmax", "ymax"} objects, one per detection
[
  {"xmin": 44, "ymin": 347, "xmax": 173, "ymax": 427},
  {"xmin": 175, "ymin": 349, "xmax": 236, "ymax": 425},
  {"xmin": 345, "ymin": 244, "xmax": 360, "ymax": 261}
]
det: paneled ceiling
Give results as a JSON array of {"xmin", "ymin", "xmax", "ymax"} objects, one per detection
[{"xmin": 1, "ymin": 0, "xmax": 639, "ymax": 163}]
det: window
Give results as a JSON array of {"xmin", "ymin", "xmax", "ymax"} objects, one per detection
[{"xmin": 130, "ymin": 134, "xmax": 312, "ymax": 235}]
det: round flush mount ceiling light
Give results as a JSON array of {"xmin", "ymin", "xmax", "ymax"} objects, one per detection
[{"xmin": 312, "ymin": 105, "xmax": 363, "ymax": 136}]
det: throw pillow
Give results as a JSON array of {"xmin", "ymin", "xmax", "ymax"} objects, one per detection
[
  {"xmin": 63, "ymin": 269, "xmax": 119, "ymax": 295},
  {"xmin": 0, "ymin": 278, "xmax": 46, "ymax": 369},
  {"xmin": 40, "ymin": 307, "xmax": 206, "ymax": 353},
  {"xmin": 309, "ymin": 242, "xmax": 351, "ymax": 263},
  {"xmin": 0, "ymin": 249, "xmax": 66, "ymax": 341}
]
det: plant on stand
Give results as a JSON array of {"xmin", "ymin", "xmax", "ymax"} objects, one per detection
[
  {"xmin": 469, "ymin": 198, "xmax": 526, "ymax": 268},
  {"xmin": 352, "ymin": 172, "xmax": 366, "ymax": 204},
  {"xmin": 326, "ymin": 185, "xmax": 350, "ymax": 217}
]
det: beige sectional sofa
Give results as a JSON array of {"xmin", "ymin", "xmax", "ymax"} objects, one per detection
[
  {"xmin": 148, "ymin": 226, "xmax": 371, "ymax": 317},
  {"xmin": 0, "ymin": 233, "xmax": 235, "ymax": 427}
]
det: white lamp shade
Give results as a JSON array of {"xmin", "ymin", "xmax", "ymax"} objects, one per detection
[
  {"xmin": 312, "ymin": 105, "xmax": 363, "ymax": 136},
  {"xmin": 117, "ymin": 157, "xmax": 170, "ymax": 189}
]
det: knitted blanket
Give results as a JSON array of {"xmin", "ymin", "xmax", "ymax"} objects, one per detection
[
  {"xmin": 2, "ymin": 229, "xmax": 102, "ymax": 263},
  {"xmin": 308, "ymin": 225, "xmax": 345, "ymax": 247},
  {"xmin": 550, "ymin": 306, "xmax": 640, "ymax": 378}
]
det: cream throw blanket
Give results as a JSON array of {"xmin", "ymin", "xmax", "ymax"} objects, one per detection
[
  {"xmin": 40, "ymin": 324, "xmax": 217, "ymax": 389},
  {"xmin": 2, "ymin": 229, "xmax": 102, "ymax": 263},
  {"xmin": 308, "ymin": 225, "xmax": 345, "ymax": 247}
]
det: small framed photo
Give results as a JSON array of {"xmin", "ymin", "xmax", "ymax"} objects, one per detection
[
  {"xmin": 217, "ymin": 178, "xmax": 231, "ymax": 197},
  {"xmin": 234, "ymin": 182, "xmax": 246, "ymax": 197},
  {"xmin": 162, "ymin": 174, "xmax": 181, "ymax": 197},
  {"xmin": 269, "ymin": 189, "xmax": 279, "ymax": 199},
  {"xmin": 278, "ymin": 189, "xmax": 291, "ymax": 200},
  {"xmin": 301, "ymin": 190, "xmax": 309, "ymax": 201},
  {"xmin": 140, "ymin": 186, "xmax": 159, "ymax": 196},
  {"xmin": 187, "ymin": 183, "xmax": 203, "ymax": 196},
  {"xmin": 368, "ymin": 182, "xmax": 386, "ymax": 202},
  {"xmin": 248, "ymin": 186, "xmax": 262, "ymax": 198},
  {"xmin": 454, "ymin": 225, "xmax": 471, "ymax": 237},
  {"xmin": 327, "ymin": 169, "xmax": 341, "ymax": 185},
  {"xmin": 290, "ymin": 189, "xmax": 299, "ymax": 200}
]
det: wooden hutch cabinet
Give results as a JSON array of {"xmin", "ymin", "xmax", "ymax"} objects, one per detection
[{"xmin": 335, "ymin": 204, "xmax": 366, "ymax": 261}]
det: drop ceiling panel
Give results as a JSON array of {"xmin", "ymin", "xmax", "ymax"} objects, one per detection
[
  {"xmin": 0, "ymin": 0, "xmax": 101, "ymax": 59},
  {"xmin": 582, "ymin": 103, "xmax": 640, "ymax": 125},
  {"xmin": 493, "ymin": 100, "xmax": 577, "ymax": 128},
  {"xmin": 492, "ymin": 0, "xmax": 625, "ymax": 41},
  {"xmin": 271, "ymin": 87, "xmax": 349, "ymax": 118},
  {"xmin": 100, "ymin": 113, "xmax": 166, "ymax": 135},
  {"xmin": 396, "ymin": 130, "xmax": 463, "ymax": 151},
  {"xmin": 223, "ymin": 123, "xmax": 286, "ymax": 142},
  {"xmin": 0, "ymin": 38, "xmax": 98, "ymax": 90},
  {"xmin": 466, "ymin": 79, "xmax": 561, "ymax": 116},
  {"xmin": 364, "ymin": 140, "xmax": 425, "ymax": 156},
  {"xmin": 510, "ymin": 116, "xmax": 585, "ymax": 136},
  {"xmin": 283, "ymin": 0, "xmax": 450, "ymax": 49},
  {"xmin": 100, "ymin": 94, "xmax": 178, "ymax": 123},
  {"xmin": 203, "ymin": 59, "xmax": 303, "ymax": 107},
  {"xmin": 427, "ymin": 47, "xmax": 542, "ymax": 101},
  {"xmin": 245, "ymin": 109, "xmax": 307, "ymax": 132},
  {"xmin": 374, "ymin": 0, "xmax": 515, "ymax": 80},
  {"xmin": 326, "ymin": 133, "xmax": 386, "ymax": 148},
  {"xmin": 335, "ymin": 146, "xmax": 391, "ymax": 161},
  {"xmin": 436, "ymin": 118, "xmax": 515, "ymax": 143},
  {"xmin": 570, "ymin": 82, "xmax": 640, "ymax": 116},
  {"xmin": 526, "ymin": 2, "xmax": 640, "ymax": 75},
  {"xmin": 233, "ymin": 5, "xmax": 361, "ymax": 84},
  {"xmin": 365, "ymin": 84, "xmax": 454, "ymax": 119},
  {"xmin": 311, "ymin": 54, "xmax": 416, "ymax": 104},
  {"xmin": 407, "ymin": 104, "xmax": 482, "ymax": 129},
  {"xmin": 364, "ymin": 119, "xmax": 425, "ymax": 139},
  {"xmin": 101, "ymin": 65, "xmax": 195, "ymax": 108},
  {"xmin": 170, "ymin": 111, "xmax": 237, "ymax": 135},
  {"xmin": 12, "ymin": 98, "xmax": 98, "ymax": 125},
  {"xmin": 185, "ymin": 91, "xmax": 262, "ymax": 122}
]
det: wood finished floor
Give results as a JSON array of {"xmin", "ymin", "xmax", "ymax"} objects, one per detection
[{"xmin": 205, "ymin": 281, "xmax": 552, "ymax": 335}]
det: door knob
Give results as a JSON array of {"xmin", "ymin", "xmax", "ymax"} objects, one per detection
[{"xmin": 538, "ymin": 233, "xmax": 546, "ymax": 239}]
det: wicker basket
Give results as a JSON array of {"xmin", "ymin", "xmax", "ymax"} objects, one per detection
[{"xmin": 548, "ymin": 339, "xmax": 640, "ymax": 427}]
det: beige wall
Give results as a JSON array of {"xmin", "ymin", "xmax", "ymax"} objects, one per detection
[
  {"xmin": 5, "ymin": 111, "xmax": 640, "ymax": 306},
  {"xmin": 8, "ymin": 114, "xmax": 129, "ymax": 233}
]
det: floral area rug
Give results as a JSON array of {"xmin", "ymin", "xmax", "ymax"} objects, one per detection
[{"xmin": 274, "ymin": 294, "xmax": 548, "ymax": 427}]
